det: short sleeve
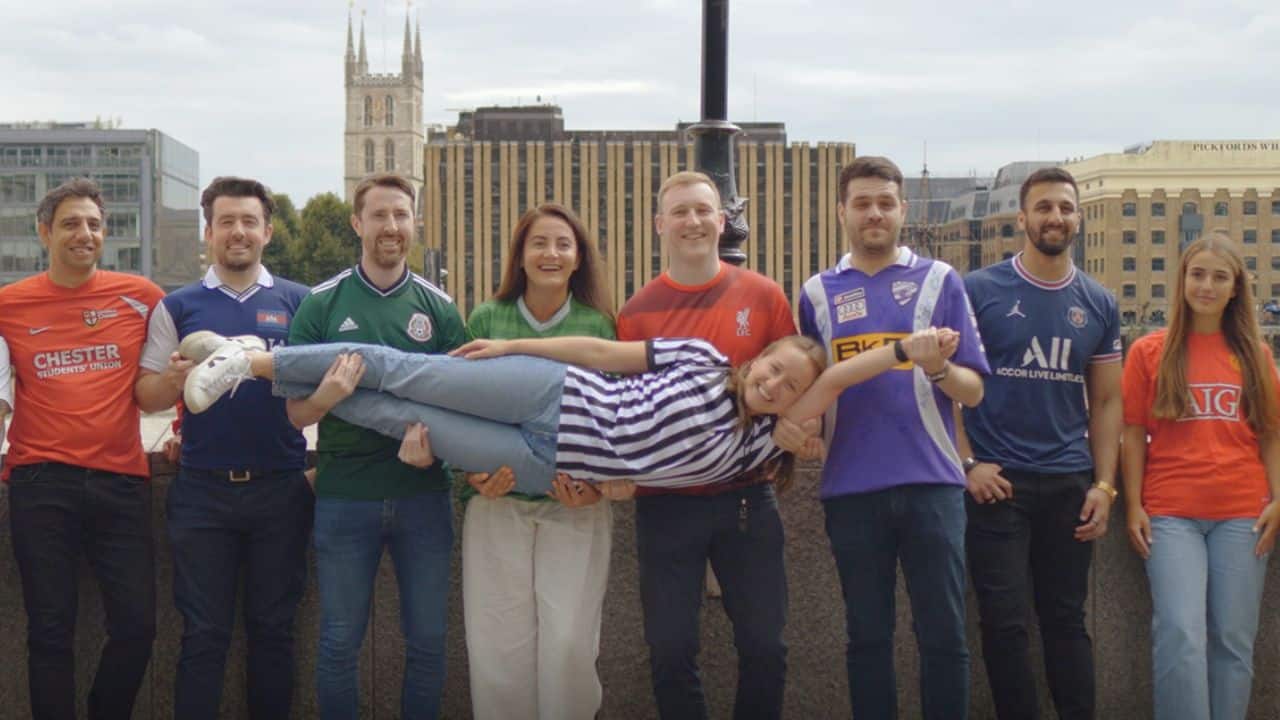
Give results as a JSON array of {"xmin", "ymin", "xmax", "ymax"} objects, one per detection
[
  {"xmin": 938, "ymin": 269, "xmax": 990, "ymax": 375},
  {"xmin": 1122, "ymin": 335, "xmax": 1156, "ymax": 427},
  {"xmin": 466, "ymin": 303, "xmax": 492, "ymax": 341},
  {"xmin": 1092, "ymin": 290, "xmax": 1123, "ymax": 364},
  {"xmin": 647, "ymin": 338, "xmax": 730, "ymax": 373},
  {"xmin": 288, "ymin": 293, "xmax": 323, "ymax": 346},
  {"xmin": 434, "ymin": 303, "xmax": 467, "ymax": 352},
  {"xmin": 139, "ymin": 301, "xmax": 179, "ymax": 373}
]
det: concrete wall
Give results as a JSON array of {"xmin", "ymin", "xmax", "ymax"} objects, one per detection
[{"xmin": 1, "ymin": 457, "xmax": 1278, "ymax": 719}]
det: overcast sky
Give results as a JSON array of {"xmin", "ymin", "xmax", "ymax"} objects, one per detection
[{"xmin": 3, "ymin": 0, "xmax": 1276, "ymax": 204}]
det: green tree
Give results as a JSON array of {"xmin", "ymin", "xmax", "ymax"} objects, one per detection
[
  {"xmin": 295, "ymin": 193, "xmax": 359, "ymax": 285},
  {"xmin": 263, "ymin": 192, "xmax": 303, "ymax": 281}
]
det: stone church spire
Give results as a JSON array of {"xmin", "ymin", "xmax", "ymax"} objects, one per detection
[
  {"xmin": 414, "ymin": 17, "xmax": 423, "ymax": 77},
  {"xmin": 357, "ymin": 12, "xmax": 368, "ymax": 73}
]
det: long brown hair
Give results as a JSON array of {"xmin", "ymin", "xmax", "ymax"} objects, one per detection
[
  {"xmin": 494, "ymin": 203, "xmax": 614, "ymax": 319},
  {"xmin": 724, "ymin": 334, "xmax": 829, "ymax": 492},
  {"xmin": 1152, "ymin": 231, "xmax": 1278, "ymax": 435}
]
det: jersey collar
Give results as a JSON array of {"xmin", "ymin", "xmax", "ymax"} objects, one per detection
[
  {"xmin": 517, "ymin": 296, "xmax": 573, "ymax": 332},
  {"xmin": 1012, "ymin": 252, "xmax": 1076, "ymax": 291},
  {"xmin": 836, "ymin": 245, "xmax": 917, "ymax": 273},
  {"xmin": 202, "ymin": 265, "xmax": 275, "ymax": 302},
  {"xmin": 355, "ymin": 263, "xmax": 411, "ymax": 297}
]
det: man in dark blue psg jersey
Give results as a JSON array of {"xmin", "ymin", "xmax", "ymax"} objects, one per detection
[
  {"xmin": 957, "ymin": 166, "xmax": 1123, "ymax": 720},
  {"xmin": 135, "ymin": 176, "xmax": 312, "ymax": 720}
]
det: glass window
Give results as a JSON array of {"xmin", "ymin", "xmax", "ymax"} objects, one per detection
[
  {"xmin": 92, "ymin": 173, "xmax": 140, "ymax": 202},
  {"xmin": 1151, "ymin": 284, "xmax": 1165, "ymax": 298},
  {"xmin": 1152, "ymin": 257, "xmax": 1165, "ymax": 271},
  {"xmin": 0, "ymin": 175, "xmax": 37, "ymax": 203},
  {"xmin": 1152, "ymin": 202, "xmax": 1165, "ymax": 217},
  {"xmin": 1271, "ymin": 284, "xmax": 1280, "ymax": 298},
  {"xmin": 1122, "ymin": 202, "xmax": 1136, "ymax": 217},
  {"xmin": 1244, "ymin": 201, "xmax": 1257, "ymax": 216},
  {"xmin": 363, "ymin": 96, "xmax": 373, "ymax": 127},
  {"xmin": 106, "ymin": 211, "xmax": 139, "ymax": 238},
  {"xmin": 385, "ymin": 139, "xmax": 395, "ymax": 172},
  {"xmin": 1272, "ymin": 229, "xmax": 1280, "ymax": 244},
  {"xmin": 1215, "ymin": 201, "xmax": 1229, "ymax": 216},
  {"xmin": 1152, "ymin": 230, "xmax": 1165, "ymax": 245},
  {"xmin": 1272, "ymin": 200, "xmax": 1280, "ymax": 215},
  {"xmin": 1123, "ymin": 231, "xmax": 1136, "ymax": 244},
  {"xmin": 1271, "ymin": 256, "xmax": 1280, "ymax": 270},
  {"xmin": 1245, "ymin": 230, "xmax": 1257, "ymax": 244},
  {"xmin": 364, "ymin": 140, "xmax": 374, "ymax": 173},
  {"xmin": 1247, "ymin": 256, "xmax": 1258, "ymax": 270},
  {"xmin": 385, "ymin": 95, "xmax": 395, "ymax": 127},
  {"xmin": 19, "ymin": 146, "xmax": 42, "ymax": 167},
  {"xmin": 1123, "ymin": 284, "xmax": 1136, "ymax": 298},
  {"xmin": 1183, "ymin": 202, "xmax": 1198, "ymax": 214},
  {"xmin": 1001, "ymin": 224, "xmax": 1013, "ymax": 238},
  {"xmin": 1123, "ymin": 257, "xmax": 1136, "ymax": 271},
  {"xmin": 1122, "ymin": 310, "xmax": 1136, "ymax": 325}
]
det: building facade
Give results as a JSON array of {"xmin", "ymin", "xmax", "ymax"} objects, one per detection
[
  {"xmin": 343, "ymin": 10, "xmax": 424, "ymax": 203},
  {"xmin": 1067, "ymin": 140, "xmax": 1280, "ymax": 327},
  {"xmin": 0, "ymin": 122, "xmax": 200, "ymax": 289},
  {"xmin": 422, "ymin": 106, "xmax": 856, "ymax": 316}
]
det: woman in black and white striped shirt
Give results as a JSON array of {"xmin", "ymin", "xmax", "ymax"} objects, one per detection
[{"xmin": 182, "ymin": 329, "xmax": 956, "ymax": 495}]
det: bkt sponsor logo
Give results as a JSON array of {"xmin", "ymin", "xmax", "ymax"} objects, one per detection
[
  {"xmin": 1021, "ymin": 336, "xmax": 1073, "ymax": 371},
  {"xmin": 1181, "ymin": 383, "xmax": 1241, "ymax": 421}
]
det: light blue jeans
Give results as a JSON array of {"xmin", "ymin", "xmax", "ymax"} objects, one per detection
[
  {"xmin": 272, "ymin": 343, "xmax": 563, "ymax": 495},
  {"xmin": 1146, "ymin": 515, "xmax": 1269, "ymax": 720}
]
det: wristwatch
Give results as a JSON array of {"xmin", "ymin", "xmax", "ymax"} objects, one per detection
[
  {"xmin": 1092, "ymin": 480, "xmax": 1118, "ymax": 501},
  {"xmin": 961, "ymin": 457, "xmax": 979, "ymax": 475}
]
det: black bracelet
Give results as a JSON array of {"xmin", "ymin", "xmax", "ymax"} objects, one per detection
[{"xmin": 893, "ymin": 339, "xmax": 908, "ymax": 363}]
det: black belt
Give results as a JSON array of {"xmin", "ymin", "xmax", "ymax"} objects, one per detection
[{"xmin": 186, "ymin": 467, "xmax": 296, "ymax": 483}]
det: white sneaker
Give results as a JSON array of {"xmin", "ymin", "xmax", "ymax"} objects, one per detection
[
  {"xmin": 184, "ymin": 343, "xmax": 253, "ymax": 413},
  {"xmin": 179, "ymin": 331, "xmax": 266, "ymax": 363}
]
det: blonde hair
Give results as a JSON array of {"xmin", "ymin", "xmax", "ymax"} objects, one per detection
[
  {"xmin": 657, "ymin": 171, "xmax": 721, "ymax": 212},
  {"xmin": 724, "ymin": 334, "xmax": 829, "ymax": 492},
  {"xmin": 1152, "ymin": 231, "xmax": 1278, "ymax": 435}
]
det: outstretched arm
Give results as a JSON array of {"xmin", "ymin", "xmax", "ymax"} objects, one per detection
[
  {"xmin": 784, "ymin": 328, "xmax": 959, "ymax": 423},
  {"xmin": 452, "ymin": 336, "xmax": 649, "ymax": 374}
]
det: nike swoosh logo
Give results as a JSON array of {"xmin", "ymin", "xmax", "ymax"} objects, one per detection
[{"xmin": 28, "ymin": 326, "xmax": 51, "ymax": 335}]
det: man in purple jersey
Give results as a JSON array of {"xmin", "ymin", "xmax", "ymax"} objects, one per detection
[{"xmin": 799, "ymin": 156, "xmax": 989, "ymax": 719}]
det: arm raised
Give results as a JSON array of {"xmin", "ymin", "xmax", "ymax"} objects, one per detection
[{"xmin": 451, "ymin": 336, "xmax": 649, "ymax": 375}]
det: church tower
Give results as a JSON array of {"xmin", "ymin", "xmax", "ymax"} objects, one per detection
[{"xmin": 344, "ymin": 6, "xmax": 424, "ymax": 204}]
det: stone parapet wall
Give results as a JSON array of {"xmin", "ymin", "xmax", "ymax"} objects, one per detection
[{"xmin": 0, "ymin": 457, "xmax": 1277, "ymax": 718}]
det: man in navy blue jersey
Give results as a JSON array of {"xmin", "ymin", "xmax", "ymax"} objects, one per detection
[
  {"xmin": 957, "ymin": 166, "xmax": 1123, "ymax": 720},
  {"xmin": 135, "ymin": 176, "xmax": 313, "ymax": 720}
]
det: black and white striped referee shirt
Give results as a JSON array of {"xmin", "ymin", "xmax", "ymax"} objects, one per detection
[{"xmin": 554, "ymin": 338, "xmax": 781, "ymax": 487}]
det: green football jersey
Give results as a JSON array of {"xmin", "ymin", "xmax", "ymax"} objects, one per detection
[
  {"xmin": 290, "ymin": 265, "xmax": 466, "ymax": 500},
  {"xmin": 459, "ymin": 296, "xmax": 615, "ymax": 504}
]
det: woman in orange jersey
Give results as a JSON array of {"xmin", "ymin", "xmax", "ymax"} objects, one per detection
[{"xmin": 1121, "ymin": 231, "xmax": 1280, "ymax": 720}]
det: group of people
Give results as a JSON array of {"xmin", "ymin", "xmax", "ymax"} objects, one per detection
[{"xmin": 0, "ymin": 155, "xmax": 1272, "ymax": 720}]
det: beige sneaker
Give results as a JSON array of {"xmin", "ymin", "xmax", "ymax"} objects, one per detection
[
  {"xmin": 179, "ymin": 331, "xmax": 266, "ymax": 362},
  {"xmin": 184, "ymin": 343, "xmax": 253, "ymax": 413}
]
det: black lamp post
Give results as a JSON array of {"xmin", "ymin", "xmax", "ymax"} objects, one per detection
[{"xmin": 687, "ymin": 0, "xmax": 748, "ymax": 266}]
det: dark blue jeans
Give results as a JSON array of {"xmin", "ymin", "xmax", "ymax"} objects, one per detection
[
  {"xmin": 636, "ymin": 483, "xmax": 787, "ymax": 720},
  {"xmin": 8, "ymin": 462, "xmax": 157, "ymax": 720},
  {"xmin": 313, "ymin": 491, "xmax": 453, "ymax": 720},
  {"xmin": 824, "ymin": 484, "xmax": 969, "ymax": 720},
  {"xmin": 966, "ymin": 470, "xmax": 1095, "ymax": 720},
  {"xmin": 168, "ymin": 467, "xmax": 315, "ymax": 720}
]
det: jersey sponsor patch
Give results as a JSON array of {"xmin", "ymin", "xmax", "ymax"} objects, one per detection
[
  {"xmin": 837, "ymin": 297, "xmax": 867, "ymax": 323},
  {"xmin": 82, "ymin": 308, "xmax": 119, "ymax": 326},
  {"xmin": 407, "ymin": 312, "xmax": 433, "ymax": 342},
  {"xmin": 338, "ymin": 317, "xmax": 359, "ymax": 333},
  {"xmin": 831, "ymin": 332, "xmax": 911, "ymax": 369},
  {"xmin": 257, "ymin": 310, "xmax": 289, "ymax": 330},
  {"xmin": 735, "ymin": 307, "xmax": 752, "ymax": 337},
  {"xmin": 833, "ymin": 288, "xmax": 865, "ymax": 306},
  {"xmin": 892, "ymin": 280, "xmax": 918, "ymax": 306}
]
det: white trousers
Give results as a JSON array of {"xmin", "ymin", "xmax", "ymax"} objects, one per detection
[{"xmin": 462, "ymin": 495, "xmax": 613, "ymax": 720}]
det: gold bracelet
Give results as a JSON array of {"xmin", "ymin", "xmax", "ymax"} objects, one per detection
[{"xmin": 1091, "ymin": 481, "xmax": 1118, "ymax": 501}]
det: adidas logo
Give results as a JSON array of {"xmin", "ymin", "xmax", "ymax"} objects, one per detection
[{"xmin": 338, "ymin": 317, "xmax": 359, "ymax": 333}]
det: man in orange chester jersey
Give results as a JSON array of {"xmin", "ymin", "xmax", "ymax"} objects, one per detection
[{"xmin": 0, "ymin": 178, "xmax": 164, "ymax": 720}]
